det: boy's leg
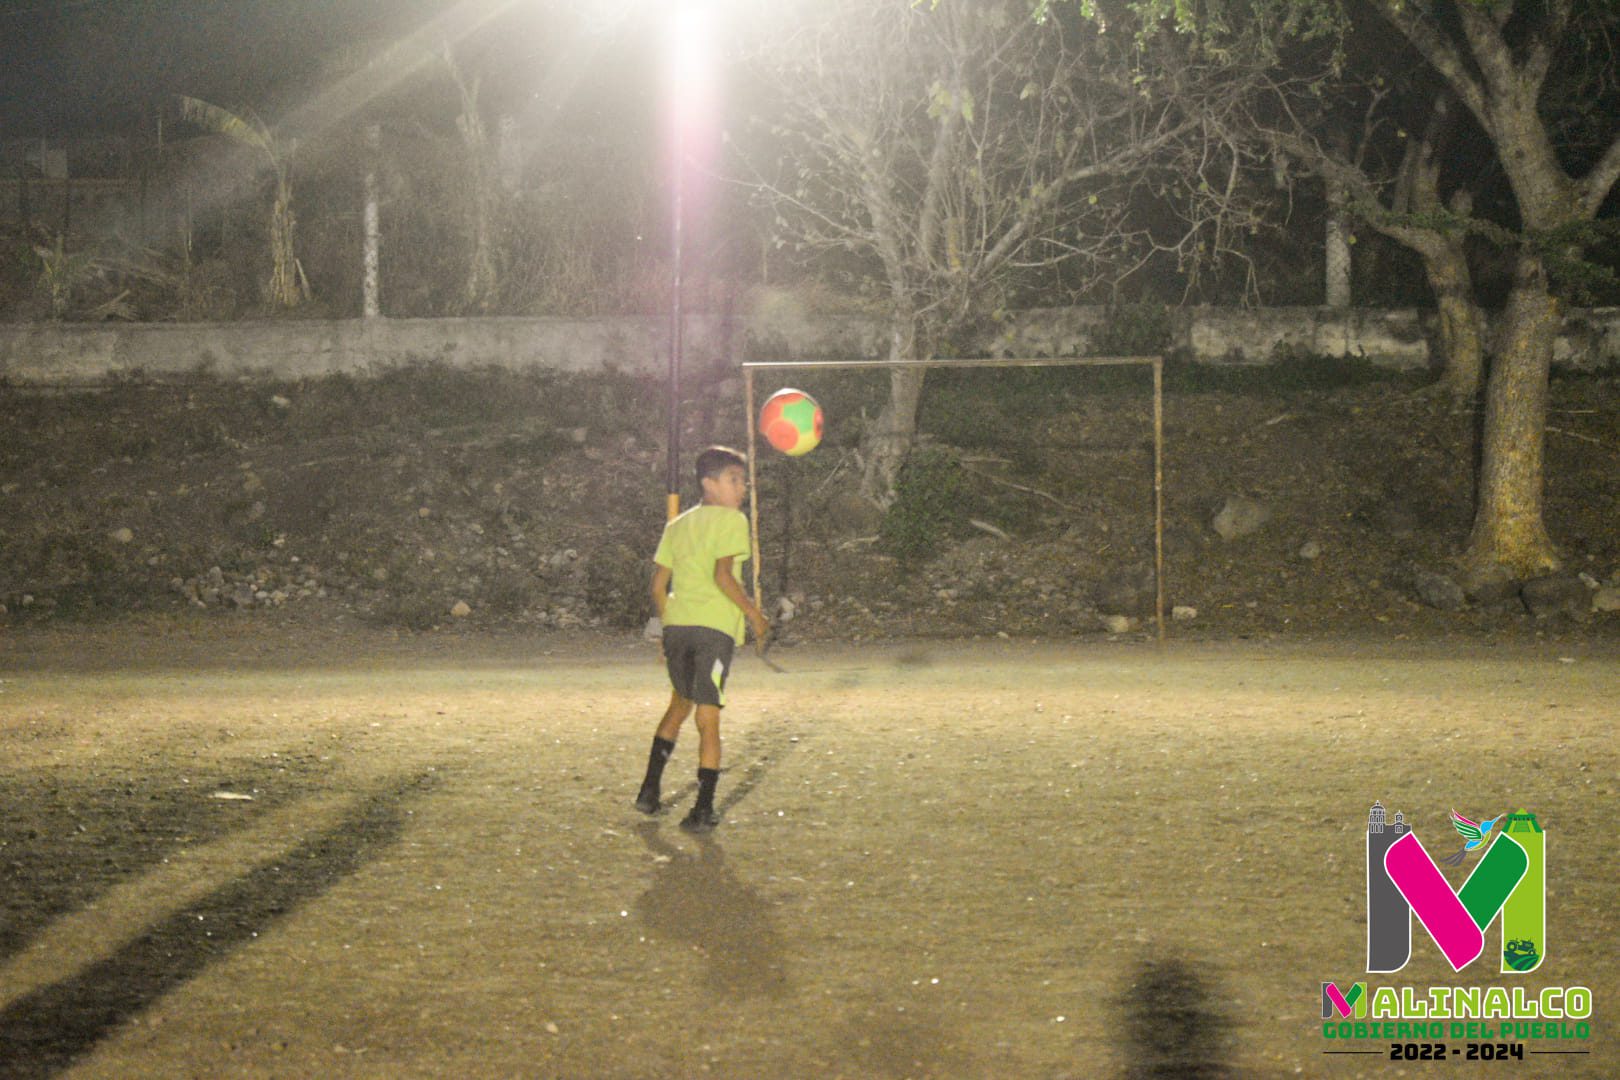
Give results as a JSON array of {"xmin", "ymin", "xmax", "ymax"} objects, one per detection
[
  {"xmin": 681, "ymin": 704, "xmax": 722, "ymax": 832},
  {"xmin": 637, "ymin": 691, "xmax": 692, "ymax": 813},
  {"xmin": 692, "ymin": 704, "xmax": 721, "ymax": 770},
  {"xmin": 659, "ymin": 626, "xmax": 729, "ymax": 833},
  {"xmin": 656, "ymin": 690, "xmax": 694, "ymax": 742}
]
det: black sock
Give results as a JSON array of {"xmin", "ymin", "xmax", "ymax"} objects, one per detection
[
  {"xmin": 695, "ymin": 767, "xmax": 719, "ymax": 811},
  {"xmin": 641, "ymin": 737, "xmax": 675, "ymax": 790}
]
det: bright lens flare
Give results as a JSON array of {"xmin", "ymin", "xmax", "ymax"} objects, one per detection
[{"xmin": 670, "ymin": 2, "xmax": 718, "ymax": 140}]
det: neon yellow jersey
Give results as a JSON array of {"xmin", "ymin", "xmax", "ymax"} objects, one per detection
[{"xmin": 654, "ymin": 504, "xmax": 752, "ymax": 644}]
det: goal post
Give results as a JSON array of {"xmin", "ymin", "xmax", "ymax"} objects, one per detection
[{"xmin": 741, "ymin": 355, "xmax": 1167, "ymax": 641}]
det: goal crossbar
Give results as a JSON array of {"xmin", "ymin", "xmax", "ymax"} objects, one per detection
[{"xmin": 740, "ymin": 356, "xmax": 1167, "ymax": 642}]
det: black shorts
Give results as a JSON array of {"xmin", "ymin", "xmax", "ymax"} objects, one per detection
[{"xmin": 662, "ymin": 625, "xmax": 735, "ymax": 707}]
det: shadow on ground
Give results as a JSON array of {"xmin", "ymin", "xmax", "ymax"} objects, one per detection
[
  {"xmin": 1119, "ymin": 956, "xmax": 1232, "ymax": 1079},
  {"xmin": 0, "ymin": 769, "xmax": 441, "ymax": 1080},
  {"xmin": 0, "ymin": 754, "xmax": 336, "ymax": 967},
  {"xmin": 633, "ymin": 821, "xmax": 789, "ymax": 1000}
]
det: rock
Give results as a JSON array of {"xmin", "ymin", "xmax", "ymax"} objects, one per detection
[
  {"xmin": 1297, "ymin": 540, "xmax": 1322, "ymax": 561},
  {"xmin": 824, "ymin": 491, "xmax": 884, "ymax": 535},
  {"xmin": 229, "ymin": 584, "xmax": 256, "ymax": 609},
  {"xmin": 568, "ymin": 427, "xmax": 588, "ymax": 444},
  {"xmin": 1410, "ymin": 568, "xmax": 1466, "ymax": 612},
  {"xmin": 1520, "ymin": 575, "xmax": 1592, "ymax": 621},
  {"xmin": 1460, "ymin": 563, "xmax": 1520, "ymax": 605},
  {"xmin": 1212, "ymin": 496, "xmax": 1272, "ymax": 540},
  {"xmin": 110, "ymin": 526, "xmax": 135, "ymax": 545},
  {"xmin": 1101, "ymin": 614, "xmax": 1136, "ymax": 634},
  {"xmin": 451, "ymin": 600, "xmax": 472, "ymax": 618},
  {"xmin": 269, "ymin": 394, "xmax": 291, "ymax": 409},
  {"xmin": 775, "ymin": 596, "xmax": 797, "ymax": 622},
  {"xmin": 1484, "ymin": 601, "xmax": 1530, "ymax": 626},
  {"xmin": 1093, "ymin": 564, "xmax": 1156, "ymax": 615},
  {"xmin": 1591, "ymin": 587, "xmax": 1620, "ymax": 614},
  {"xmin": 1373, "ymin": 504, "xmax": 1419, "ymax": 539},
  {"xmin": 1172, "ymin": 605, "xmax": 1198, "ymax": 621}
]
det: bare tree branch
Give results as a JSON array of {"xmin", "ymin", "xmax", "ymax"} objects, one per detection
[
  {"xmin": 1525, "ymin": 0, "xmax": 1575, "ymax": 91},
  {"xmin": 1368, "ymin": 2, "xmax": 1489, "ymax": 126}
]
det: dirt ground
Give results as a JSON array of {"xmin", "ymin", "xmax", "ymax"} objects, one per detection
[{"xmin": 1, "ymin": 618, "xmax": 1615, "ymax": 1079}]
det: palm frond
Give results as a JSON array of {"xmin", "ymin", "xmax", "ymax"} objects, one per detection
[{"xmin": 177, "ymin": 96, "xmax": 274, "ymax": 157}]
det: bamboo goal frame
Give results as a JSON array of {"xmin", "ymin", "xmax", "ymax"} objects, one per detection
[{"xmin": 742, "ymin": 356, "xmax": 1167, "ymax": 642}]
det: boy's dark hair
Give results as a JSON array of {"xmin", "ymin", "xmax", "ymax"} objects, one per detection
[{"xmin": 695, "ymin": 445, "xmax": 747, "ymax": 487}]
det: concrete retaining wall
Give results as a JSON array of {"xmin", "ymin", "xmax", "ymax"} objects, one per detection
[{"xmin": 2, "ymin": 304, "xmax": 1615, "ymax": 384}]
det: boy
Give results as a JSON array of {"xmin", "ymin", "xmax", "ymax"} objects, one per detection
[{"xmin": 635, "ymin": 446, "xmax": 770, "ymax": 832}]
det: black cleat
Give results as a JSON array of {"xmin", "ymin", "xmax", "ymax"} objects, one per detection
[
  {"xmin": 634, "ymin": 785, "xmax": 661, "ymax": 814},
  {"xmin": 679, "ymin": 806, "xmax": 719, "ymax": 833}
]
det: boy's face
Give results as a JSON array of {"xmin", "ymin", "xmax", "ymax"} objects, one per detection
[{"xmin": 700, "ymin": 464, "xmax": 748, "ymax": 509}]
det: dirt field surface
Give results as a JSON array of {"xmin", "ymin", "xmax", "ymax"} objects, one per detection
[{"xmin": 2, "ymin": 619, "xmax": 1616, "ymax": 1079}]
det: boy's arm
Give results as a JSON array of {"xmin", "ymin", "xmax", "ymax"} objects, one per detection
[
  {"xmin": 650, "ymin": 564, "xmax": 672, "ymax": 621},
  {"xmin": 713, "ymin": 556, "xmax": 769, "ymax": 642}
]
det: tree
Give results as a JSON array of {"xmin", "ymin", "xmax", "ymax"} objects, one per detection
[
  {"xmin": 1249, "ymin": 80, "xmax": 1490, "ymax": 398},
  {"xmin": 1379, "ymin": 0, "xmax": 1620, "ymax": 582},
  {"xmin": 1370, "ymin": 96, "xmax": 1487, "ymax": 400},
  {"xmin": 1090, "ymin": 0, "xmax": 1620, "ymax": 582},
  {"xmin": 177, "ymin": 96, "xmax": 309, "ymax": 309},
  {"xmin": 441, "ymin": 48, "xmax": 505, "ymax": 314},
  {"xmin": 737, "ymin": 0, "xmax": 1224, "ymax": 504}
]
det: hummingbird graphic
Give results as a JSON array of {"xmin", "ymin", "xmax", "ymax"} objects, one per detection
[{"xmin": 1440, "ymin": 809, "xmax": 1503, "ymax": 867}]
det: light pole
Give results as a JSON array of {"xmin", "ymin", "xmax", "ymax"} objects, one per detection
[{"xmin": 665, "ymin": 2, "xmax": 713, "ymax": 521}]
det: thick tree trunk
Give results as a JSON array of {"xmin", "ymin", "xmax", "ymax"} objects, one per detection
[
  {"xmin": 859, "ymin": 324, "xmax": 927, "ymax": 507},
  {"xmin": 1377, "ymin": 221, "xmax": 1484, "ymax": 399},
  {"xmin": 362, "ymin": 124, "xmax": 381, "ymax": 319},
  {"xmin": 464, "ymin": 155, "xmax": 499, "ymax": 313},
  {"xmin": 268, "ymin": 179, "xmax": 302, "ymax": 309},
  {"xmin": 1462, "ymin": 252, "xmax": 1561, "ymax": 584},
  {"xmin": 453, "ymin": 69, "xmax": 500, "ymax": 314},
  {"xmin": 1423, "ymin": 246, "xmax": 1485, "ymax": 399},
  {"xmin": 1324, "ymin": 175, "xmax": 1352, "ymax": 308}
]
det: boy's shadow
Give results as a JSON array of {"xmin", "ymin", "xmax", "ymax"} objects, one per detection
[{"xmin": 633, "ymin": 821, "xmax": 790, "ymax": 999}]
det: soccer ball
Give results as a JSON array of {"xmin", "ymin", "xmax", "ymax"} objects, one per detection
[{"xmin": 759, "ymin": 388, "xmax": 823, "ymax": 456}]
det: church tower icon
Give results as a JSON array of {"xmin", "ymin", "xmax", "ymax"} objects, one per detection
[{"xmin": 1367, "ymin": 801, "xmax": 1411, "ymax": 972}]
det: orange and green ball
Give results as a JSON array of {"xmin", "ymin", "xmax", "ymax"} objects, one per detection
[{"xmin": 759, "ymin": 388, "xmax": 823, "ymax": 456}]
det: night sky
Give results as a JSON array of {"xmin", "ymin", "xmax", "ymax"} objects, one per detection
[
  {"xmin": 3, "ymin": 1, "xmax": 373, "ymax": 131},
  {"xmin": 0, "ymin": 0, "xmax": 641, "ymax": 137}
]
